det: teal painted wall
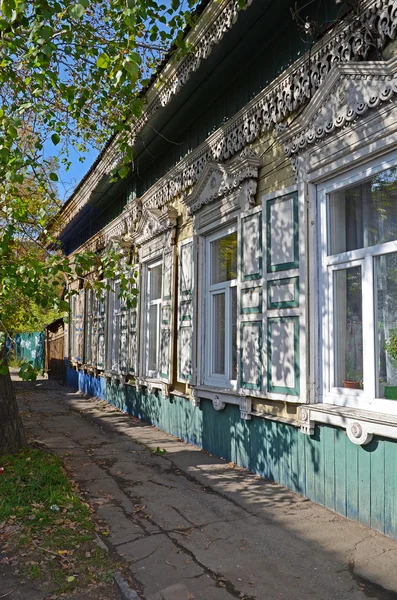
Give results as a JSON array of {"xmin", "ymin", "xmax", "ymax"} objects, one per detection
[{"xmin": 67, "ymin": 367, "xmax": 397, "ymax": 540}]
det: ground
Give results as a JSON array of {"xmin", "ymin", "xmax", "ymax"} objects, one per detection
[{"xmin": 2, "ymin": 373, "xmax": 397, "ymax": 600}]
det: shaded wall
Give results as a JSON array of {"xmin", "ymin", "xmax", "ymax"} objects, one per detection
[{"xmin": 65, "ymin": 366, "xmax": 397, "ymax": 540}]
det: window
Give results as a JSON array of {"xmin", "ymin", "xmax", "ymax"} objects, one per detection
[
  {"xmin": 108, "ymin": 281, "xmax": 121, "ymax": 372},
  {"xmin": 106, "ymin": 281, "xmax": 129, "ymax": 373},
  {"xmin": 84, "ymin": 290, "xmax": 93, "ymax": 365},
  {"xmin": 70, "ymin": 291, "xmax": 84, "ymax": 363},
  {"xmin": 146, "ymin": 260, "xmax": 162, "ymax": 377},
  {"xmin": 320, "ymin": 163, "xmax": 397, "ymax": 410},
  {"xmin": 92, "ymin": 292, "xmax": 106, "ymax": 370},
  {"xmin": 205, "ymin": 228, "xmax": 238, "ymax": 388}
]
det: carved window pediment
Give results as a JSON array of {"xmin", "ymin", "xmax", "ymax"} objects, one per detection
[
  {"xmin": 132, "ymin": 206, "xmax": 178, "ymax": 247},
  {"xmin": 279, "ymin": 57, "xmax": 397, "ymax": 159},
  {"xmin": 183, "ymin": 148, "xmax": 261, "ymax": 215}
]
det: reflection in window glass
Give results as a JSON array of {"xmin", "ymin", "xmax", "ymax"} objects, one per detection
[
  {"xmin": 213, "ymin": 293, "xmax": 225, "ymax": 374},
  {"xmin": 211, "ymin": 232, "xmax": 237, "ymax": 284},
  {"xmin": 148, "ymin": 304, "xmax": 158, "ymax": 371},
  {"xmin": 328, "ymin": 166, "xmax": 397, "ymax": 255},
  {"xmin": 333, "ymin": 266, "xmax": 363, "ymax": 387},
  {"xmin": 149, "ymin": 264, "xmax": 162, "ymax": 301},
  {"xmin": 376, "ymin": 252, "xmax": 397, "ymax": 399}
]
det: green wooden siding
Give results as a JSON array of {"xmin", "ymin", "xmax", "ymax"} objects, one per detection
[{"xmin": 68, "ymin": 367, "xmax": 397, "ymax": 540}]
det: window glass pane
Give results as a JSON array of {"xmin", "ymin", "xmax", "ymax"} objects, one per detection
[
  {"xmin": 376, "ymin": 252, "xmax": 397, "ymax": 399},
  {"xmin": 333, "ymin": 266, "xmax": 363, "ymax": 388},
  {"xmin": 211, "ymin": 232, "xmax": 237, "ymax": 284},
  {"xmin": 328, "ymin": 166, "xmax": 397, "ymax": 255},
  {"xmin": 148, "ymin": 304, "xmax": 158, "ymax": 371},
  {"xmin": 231, "ymin": 286, "xmax": 237, "ymax": 380},
  {"xmin": 149, "ymin": 264, "xmax": 162, "ymax": 301},
  {"xmin": 212, "ymin": 293, "xmax": 225, "ymax": 374}
]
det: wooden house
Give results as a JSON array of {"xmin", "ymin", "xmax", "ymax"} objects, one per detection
[{"xmin": 56, "ymin": 0, "xmax": 397, "ymax": 539}]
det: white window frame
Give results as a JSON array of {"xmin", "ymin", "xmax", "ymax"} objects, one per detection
[
  {"xmin": 145, "ymin": 258, "xmax": 162, "ymax": 379},
  {"xmin": 204, "ymin": 225, "xmax": 238, "ymax": 389},
  {"xmin": 318, "ymin": 151, "xmax": 397, "ymax": 415}
]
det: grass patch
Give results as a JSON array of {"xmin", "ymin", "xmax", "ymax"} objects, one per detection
[{"xmin": 0, "ymin": 448, "xmax": 119, "ymax": 595}]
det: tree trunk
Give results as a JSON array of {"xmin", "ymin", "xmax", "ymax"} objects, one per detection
[{"xmin": 0, "ymin": 344, "xmax": 27, "ymax": 455}]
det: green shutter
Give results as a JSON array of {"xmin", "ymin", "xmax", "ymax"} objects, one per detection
[
  {"xmin": 238, "ymin": 207, "xmax": 263, "ymax": 391},
  {"xmin": 266, "ymin": 191, "xmax": 299, "ymax": 273},
  {"xmin": 265, "ymin": 190, "xmax": 300, "ymax": 397},
  {"xmin": 160, "ymin": 249, "xmax": 174, "ymax": 382},
  {"xmin": 177, "ymin": 238, "xmax": 194, "ymax": 383}
]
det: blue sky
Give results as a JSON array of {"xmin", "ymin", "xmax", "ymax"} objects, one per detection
[{"xmin": 55, "ymin": 144, "xmax": 99, "ymax": 203}]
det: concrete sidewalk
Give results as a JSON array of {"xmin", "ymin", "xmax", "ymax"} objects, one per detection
[{"xmin": 14, "ymin": 375, "xmax": 397, "ymax": 600}]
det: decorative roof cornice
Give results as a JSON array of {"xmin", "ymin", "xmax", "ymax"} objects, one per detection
[
  {"xmin": 128, "ymin": 0, "xmax": 397, "ymax": 213},
  {"xmin": 279, "ymin": 56, "xmax": 397, "ymax": 157},
  {"xmin": 68, "ymin": 0, "xmax": 397, "ymax": 255},
  {"xmin": 58, "ymin": 0, "xmax": 253, "ymax": 232}
]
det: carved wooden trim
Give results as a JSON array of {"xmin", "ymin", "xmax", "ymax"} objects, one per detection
[
  {"xmin": 65, "ymin": 0, "xmax": 397, "ymax": 252},
  {"xmin": 183, "ymin": 148, "xmax": 261, "ymax": 215},
  {"xmin": 279, "ymin": 57, "xmax": 397, "ymax": 158}
]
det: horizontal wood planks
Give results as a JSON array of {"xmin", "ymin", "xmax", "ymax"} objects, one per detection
[{"xmin": 66, "ymin": 367, "xmax": 397, "ymax": 540}]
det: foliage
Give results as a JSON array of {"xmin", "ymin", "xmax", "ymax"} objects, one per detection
[
  {"xmin": 0, "ymin": 447, "xmax": 121, "ymax": 592},
  {"xmin": 3, "ymin": 291, "xmax": 61, "ymax": 334},
  {"xmin": 0, "ymin": 0, "xmax": 200, "ymax": 377}
]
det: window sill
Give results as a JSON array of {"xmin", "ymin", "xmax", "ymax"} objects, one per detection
[
  {"xmin": 135, "ymin": 377, "xmax": 167, "ymax": 394},
  {"xmin": 192, "ymin": 386, "xmax": 252, "ymax": 420},
  {"xmin": 300, "ymin": 403, "xmax": 397, "ymax": 445}
]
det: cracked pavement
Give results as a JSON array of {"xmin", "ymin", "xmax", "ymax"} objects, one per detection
[{"xmin": 13, "ymin": 375, "xmax": 397, "ymax": 600}]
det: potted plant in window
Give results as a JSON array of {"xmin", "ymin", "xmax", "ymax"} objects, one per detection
[
  {"xmin": 343, "ymin": 376, "xmax": 362, "ymax": 389},
  {"xmin": 384, "ymin": 327, "xmax": 397, "ymax": 399},
  {"xmin": 343, "ymin": 357, "xmax": 363, "ymax": 389}
]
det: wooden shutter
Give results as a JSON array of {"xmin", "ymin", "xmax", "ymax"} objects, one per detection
[
  {"xmin": 119, "ymin": 296, "xmax": 129, "ymax": 374},
  {"xmin": 129, "ymin": 266, "xmax": 139, "ymax": 377},
  {"xmin": 92, "ymin": 293, "xmax": 106, "ymax": 371},
  {"xmin": 72, "ymin": 290, "xmax": 84, "ymax": 363},
  {"xmin": 177, "ymin": 238, "xmax": 194, "ymax": 383},
  {"xmin": 238, "ymin": 206, "xmax": 263, "ymax": 393},
  {"xmin": 159, "ymin": 249, "xmax": 174, "ymax": 383},
  {"xmin": 84, "ymin": 289, "xmax": 93, "ymax": 365},
  {"xmin": 265, "ymin": 190, "xmax": 300, "ymax": 396},
  {"xmin": 70, "ymin": 295, "xmax": 76, "ymax": 361}
]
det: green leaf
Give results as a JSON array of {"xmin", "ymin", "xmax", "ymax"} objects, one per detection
[
  {"xmin": 1, "ymin": 0, "xmax": 15, "ymax": 19},
  {"xmin": 118, "ymin": 165, "xmax": 129, "ymax": 178},
  {"xmin": 70, "ymin": 3, "xmax": 85, "ymax": 18},
  {"xmin": 51, "ymin": 133, "xmax": 60, "ymax": 146},
  {"xmin": 0, "ymin": 147, "xmax": 9, "ymax": 161},
  {"xmin": 124, "ymin": 60, "xmax": 139, "ymax": 80},
  {"xmin": 67, "ymin": 576, "xmax": 75, "ymax": 583},
  {"xmin": 49, "ymin": 172, "xmax": 58, "ymax": 182},
  {"xmin": 96, "ymin": 53, "xmax": 110, "ymax": 69}
]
